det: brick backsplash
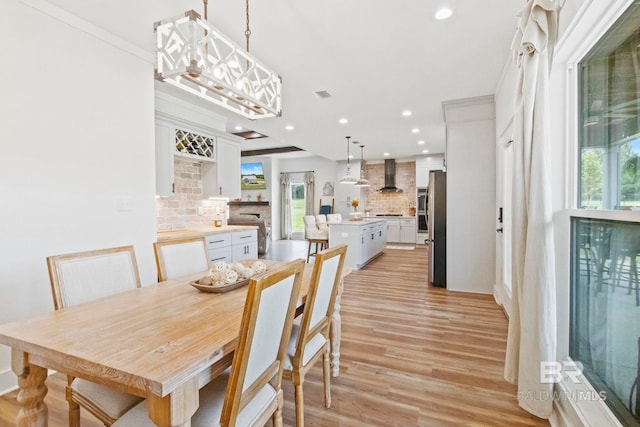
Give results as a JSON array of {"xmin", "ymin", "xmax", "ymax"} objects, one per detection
[
  {"xmin": 156, "ymin": 158, "xmax": 228, "ymax": 231},
  {"xmin": 363, "ymin": 161, "xmax": 416, "ymax": 215}
]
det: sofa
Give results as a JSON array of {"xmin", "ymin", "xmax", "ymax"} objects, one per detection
[{"xmin": 227, "ymin": 215, "xmax": 271, "ymax": 255}]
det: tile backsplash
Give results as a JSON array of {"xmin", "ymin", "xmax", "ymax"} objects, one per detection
[{"xmin": 156, "ymin": 158, "xmax": 228, "ymax": 231}]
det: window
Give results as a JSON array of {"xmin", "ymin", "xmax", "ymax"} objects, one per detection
[
  {"xmin": 572, "ymin": 3, "xmax": 640, "ymax": 425},
  {"xmin": 571, "ymin": 217, "xmax": 640, "ymax": 425},
  {"xmin": 578, "ymin": 3, "xmax": 640, "ymax": 210},
  {"xmin": 290, "ymin": 182, "xmax": 306, "ymax": 234}
]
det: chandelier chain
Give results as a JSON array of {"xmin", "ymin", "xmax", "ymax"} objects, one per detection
[{"xmin": 245, "ymin": 0, "xmax": 251, "ymax": 52}]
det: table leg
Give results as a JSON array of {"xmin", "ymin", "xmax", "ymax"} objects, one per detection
[
  {"xmin": 147, "ymin": 376, "xmax": 199, "ymax": 427},
  {"xmin": 11, "ymin": 349, "xmax": 48, "ymax": 427},
  {"xmin": 330, "ymin": 275, "xmax": 344, "ymax": 377}
]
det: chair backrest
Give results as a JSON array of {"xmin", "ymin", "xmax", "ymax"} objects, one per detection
[
  {"xmin": 292, "ymin": 244, "xmax": 347, "ymax": 366},
  {"xmin": 319, "ymin": 198, "xmax": 334, "ymax": 215},
  {"xmin": 153, "ymin": 237, "xmax": 209, "ymax": 282},
  {"xmin": 220, "ymin": 258, "xmax": 305, "ymax": 425},
  {"xmin": 47, "ymin": 245, "xmax": 141, "ymax": 310},
  {"xmin": 327, "ymin": 213, "xmax": 342, "ymax": 224},
  {"xmin": 315, "ymin": 214, "xmax": 328, "ymax": 231},
  {"xmin": 303, "ymin": 215, "xmax": 317, "ymax": 239}
]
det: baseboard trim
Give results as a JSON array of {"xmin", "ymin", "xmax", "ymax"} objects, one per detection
[
  {"xmin": 550, "ymin": 368, "xmax": 623, "ymax": 427},
  {"xmin": 0, "ymin": 368, "xmax": 17, "ymax": 396}
]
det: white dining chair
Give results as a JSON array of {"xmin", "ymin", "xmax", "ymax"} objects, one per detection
[
  {"xmin": 46, "ymin": 245, "xmax": 145, "ymax": 426},
  {"xmin": 283, "ymin": 244, "xmax": 347, "ymax": 426},
  {"xmin": 153, "ymin": 237, "xmax": 209, "ymax": 281},
  {"xmin": 112, "ymin": 258, "xmax": 306, "ymax": 427},
  {"xmin": 304, "ymin": 215, "xmax": 329, "ymax": 263}
]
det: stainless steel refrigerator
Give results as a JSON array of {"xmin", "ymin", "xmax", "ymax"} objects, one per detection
[{"xmin": 428, "ymin": 170, "xmax": 446, "ymax": 287}]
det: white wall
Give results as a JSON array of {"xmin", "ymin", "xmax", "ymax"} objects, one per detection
[
  {"xmin": 275, "ymin": 156, "xmax": 338, "ymax": 238},
  {"xmin": 0, "ymin": 1, "xmax": 157, "ymax": 392},
  {"xmin": 443, "ymin": 96, "xmax": 497, "ymax": 294}
]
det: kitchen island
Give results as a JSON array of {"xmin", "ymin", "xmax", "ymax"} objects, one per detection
[{"xmin": 329, "ymin": 218, "xmax": 387, "ymax": 270}]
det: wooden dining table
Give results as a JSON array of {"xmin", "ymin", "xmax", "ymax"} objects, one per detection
[{"xmin": 0, "ymin": 259, "xmax": 344, "ymax": 427}]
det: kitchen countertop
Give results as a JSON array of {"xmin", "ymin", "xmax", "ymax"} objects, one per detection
[
  {"xmin": 157, "ymin": 225, "xmax": 258, "ymax": 242},
  {"xmin": 331, "ymin": 218, "xmax": 387, "ymax": 225},
  {"xmin": 367, "ymin": 215, "xmax": 416, "ymax": 219}
]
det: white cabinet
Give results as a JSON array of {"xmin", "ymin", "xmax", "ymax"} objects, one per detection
[
  {"xmin": 416, "ymin": 155, "xmax": 446, "ymax": 188},
  {"xmin": 384, "ymin": 217, "xmax": 415, "ymax": 243},
  {"xmin": 231, "ymin": 230, "xmax": 258, "ymax": 261},
  {"xmin": 386, "ymin": 219, "xmax": 400, "ymax": 242},
  {"xmin": 203, "ymin": 137, "xmax": 241, "ymax": 199},
  {"xmin": 205, "ymin": 230, "xmax": 257, "ymax": 264},
  {"xmin": 400, "ymin": 218, "xmax": 416, "ymax": 244},
  {"xmin": 328, "ymin": 219, "xmax": 386, "ymax": 270},
  {"xmin": 154, "ymin": 117, "xmax": 241, "ymax": 199},
  {"xmin": 155, "ymin": 120, "xmax": 175, "ymax": 196},
  {"xmin": 376, "ymin": 221, "xmax": 387, "ymax": 253},
  {"xmin": 205, "ymin": 233, "xmax": 233, "ymax": 264},
  {"xmin": 416, "ymin": 157, "xmax": 429, "ymax": 188}
]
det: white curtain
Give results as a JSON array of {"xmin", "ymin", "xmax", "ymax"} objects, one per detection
[
  {"xmin": 304, "ymin": 172, "xmax": 315, "ymax": 215},
  {"xmin": 504, "ymin": 0, "xmax": 559, "ymax": 419},
  {"xmin": 280, "ymin": 173, "xmax": 292, "ymax": 240}
]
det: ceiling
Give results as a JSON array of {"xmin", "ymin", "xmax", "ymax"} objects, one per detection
[{"xmin": 46, "ymin": 0, "xmax": 523, "ymax": 161}]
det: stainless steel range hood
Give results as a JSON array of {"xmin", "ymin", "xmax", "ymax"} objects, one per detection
[{"xmin": 377, "ymin": 159, "xmax": 403, "ymax": 193}]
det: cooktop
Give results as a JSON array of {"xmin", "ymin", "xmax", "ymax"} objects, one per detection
[{"xmin": 375, "ymin": 214, "xmax": 403, "ymax": 216}]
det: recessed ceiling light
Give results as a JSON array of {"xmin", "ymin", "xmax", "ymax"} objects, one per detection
[
  {"xmin": 339, "ymin": 118, "xmax": 348, "ymax": 124},
  {"xmin": 285, "ymin": 125, "xmax": 295, "ymax": 131},
  {"xmin": 412, "ymin": 128, "xmax": 420, "ymax": 134},
  {"xmin": 422, "ymin": 149, "xmax": 430, "ymax": 153},
  {"xmin": 234, "ymin": 125, "xmax": 242, "ymax": 131},
  {"xmin": 348, "ymin": 155, "xmax": 354, "ymax": 159},
  {"xmin": 435, "ymin": 7, "xmax": 453, "ymax": 20},
  {"xmin": 402, "ymin": 110, "xmax": 412, "ymax": 117},
  {"xmin": 383, "ymin": 152, "xmax": 389, "ymax": 157},
  {"xmin": 418, "ymin": 140, "xmax": 425, "ymax": 145}
]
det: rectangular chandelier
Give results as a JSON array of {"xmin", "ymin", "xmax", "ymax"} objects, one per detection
[{"xmin": 154, "ymin": 10, "xmax": 282, "ymax": 119}]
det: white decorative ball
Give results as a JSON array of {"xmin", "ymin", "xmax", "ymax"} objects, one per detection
[
  {"xmin": 212, "ymin": 261, "xmax": 228, "ymax": 272},
  {"xmin": 242, "ymin": 267, "xmax": 255, "ymax": 279},
  {"xmin": 208, "ymin": 270, "xmax": 225, "ymax": 283},
  {"xmin": 252, "ymin": 261, "xmax": 267, "ymax": 274},
  {"xmin": 224, "ymin": 269, "xmax": 239, "ymax": 284}
]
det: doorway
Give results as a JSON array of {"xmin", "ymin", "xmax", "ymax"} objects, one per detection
[{"xmin": 501, "ymin": 138, "xmax": 513, "ymax": 316}]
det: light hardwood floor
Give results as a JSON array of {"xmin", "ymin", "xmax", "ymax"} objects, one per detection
[{"xmin": 0, "ymin": 244, "xmax": 548, "ymax": 427}]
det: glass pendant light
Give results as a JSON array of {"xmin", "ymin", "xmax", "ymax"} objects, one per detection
[
  {"xmin": 355, "ymin": 144, "xmax": 370, "ymax": 187},
  {"xmin": 339, "ymin": 136, "xmax": 357, "ymax": 184}
]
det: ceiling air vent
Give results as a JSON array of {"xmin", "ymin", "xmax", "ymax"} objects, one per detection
[{"xmin": 313, "ymin": 90, "xmax": 332, "ymax": 99}]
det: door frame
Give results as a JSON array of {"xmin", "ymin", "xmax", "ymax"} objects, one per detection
[{"xmin": 495, "ymin": 127, "xmax": 513, "ymax": 318}]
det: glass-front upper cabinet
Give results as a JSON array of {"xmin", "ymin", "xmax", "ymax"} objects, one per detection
[{"xmin": 579, "ymin": 4, "xmax": 640, "ymax": 210}]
